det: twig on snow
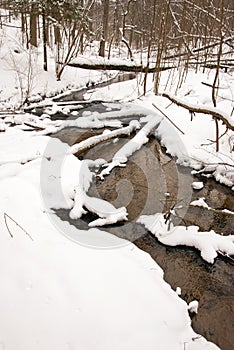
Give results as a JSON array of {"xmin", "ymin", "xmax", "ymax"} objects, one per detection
[
  {"xmin": 152, "ymin": 103, "xmax": 185, "ymax": 135},
  {"xmin": 4, "ymin": 213, "xmax": 33, "ymax": 240}
]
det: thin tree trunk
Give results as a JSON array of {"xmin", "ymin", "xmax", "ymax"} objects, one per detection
[
  {"xmin": 42, "ymin": 10, "xmax": 48, "ymax": 71},
  {"xmin": 30, "ymin": 2, "xmax": 37, "ymax": 47},
  {"xmin": 99, "ymin": 0, "xmax": 109, "ymax": 57},
  {"xmin": 212, "ymin": 0, "xmax": 224, "ymax": 152},
  {"xmin": 143, "ymin": 0, "xmax": 157, "ymax": 95}
]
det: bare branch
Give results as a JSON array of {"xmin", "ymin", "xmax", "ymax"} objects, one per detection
[
  {"xmin": 162, "ymin": 92, "xmax": 234, "ymax": 131},
  {"xmin": 4, "ymin": 213, "xmax": 33, "ymax": 240},
  {"xmin": 152, "ymin": 103, "xmax": 185, "ymax": 135}
]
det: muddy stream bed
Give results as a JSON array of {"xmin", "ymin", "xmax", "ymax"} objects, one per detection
[{"xmin": 45, "ymin": 77, "xmax": 233, "ymax": 350}]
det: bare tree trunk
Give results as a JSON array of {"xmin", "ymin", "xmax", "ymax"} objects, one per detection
[
  {"xmin": 143, "ymin": 0, "xmax": 157, "ymax": 95},
  {"xmin": 154, "ymin": 1, "xmax": 170, "ymax": 95},
  {"xmin": 212, "ymin": 0, "xmax": 224, "ymax": 152},
  {"xmin": 42, "ymin": 10, "xmax": 48, "ymax": 71},
  {"xmin": 24, "ymin": 11, "xmax": 30, "ymax": 50},
  {"xmin": 122, "ymin": 0, "xmax": 134, "ymax": 37},
  {"xmin": 55, "ymin": 26, "xmax": 61, "ymax": 77},
  {"xmin": 56, "ymin": 0, "xmax": 94, "ymax": 80},
  {"xmin": 29, "ymin": 2, "xmax": 37, "ymax": 47},
  {"xmin": 79, "ymin": 0, "xmax": 84, "ymax": 54},
  {"xmin": 99, "ymin": 0, "xmax": 109, "ymax": 57},
  {"xmin": 21, "ymin": 12, "xmax": 26, "ymax": 46}
]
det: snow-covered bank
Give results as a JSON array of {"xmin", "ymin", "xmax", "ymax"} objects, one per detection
[
  {"xmin": 0, "ymin": 16, "xmax": 114, "ymax": 110},
  {"xmin": 0, "ymin": 129, "xmax": 219, "ymax": 350}
]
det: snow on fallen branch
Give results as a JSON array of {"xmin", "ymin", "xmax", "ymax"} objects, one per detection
[
  {"xmin": 2, "ymin": 113, "xmax": 63, "ymax": 135},
  {"xmin": 70, "ymin": 185, "xmax": 128, "ymax": 227},
  {"xmin": 68, "ymin": 55, "xmax": 174, "ymax": 73},
  {"xmin": 98, "ymin": 116, "xmax": 162, "ymax": 179},
  {"xmin": 162, "ymin": 92, "xmax": 234, "ymax": 131},
  {"xmin": 69, "ymin": 120, "xmax": 140, "ymax": 156},
  {"xmin": 137, "ymin": 213, "xmax": 234, "ymax": 264},
  {"xmin": 190, "ymin": 197, "xmax": 234, "ymax": 215},
  {"xmin": 69, "ymin": 159, "xmax": 128, "ymax": 226},
  {"xmin": 57, "ymin": 104, "xmax": 151, "ymax": 130}
]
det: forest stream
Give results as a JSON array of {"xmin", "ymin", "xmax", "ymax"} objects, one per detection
[{"xmin": 38, "ymin": 75, "xmax": 234, "ymax": 350}]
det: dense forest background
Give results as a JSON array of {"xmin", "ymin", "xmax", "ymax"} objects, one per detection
[{"xmin": 0, "ymin": 0, "xmax": 233, "ymax": 88}]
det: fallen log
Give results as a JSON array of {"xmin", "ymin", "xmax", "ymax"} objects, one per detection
[
  {"xmin": 69, "ymin": 120, "xmax": 140, "ymax": 156},
  {"xmin": 23, "ymin": 99, "xmax": 102, "ymax": 112},
  {"xmin": 98, "ymin": 117, "xmax": 161, "ymax": 179},
  {"xmin": 24, "ymin": 122, "xmax": 45, "ymax": 131},
  {"xmin": 162, "ymin": 92, "xmax": 234, "ymax": 131},
  {"xmin": 67, "ymin": 56, "xmax": 174, "ymax": 73},
  {"xmin": 67, "ymin": 62, "xmax": 174, "ymax": 73}
]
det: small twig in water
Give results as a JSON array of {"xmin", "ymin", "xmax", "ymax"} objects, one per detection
[{"xmin": 217, "ymin": 250, "xmax": 234, "ymax": 263}]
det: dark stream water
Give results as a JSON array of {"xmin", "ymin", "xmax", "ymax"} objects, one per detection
[{"xmin": 47, "ymin": 77, "xmax": 233, "ymax": 350}]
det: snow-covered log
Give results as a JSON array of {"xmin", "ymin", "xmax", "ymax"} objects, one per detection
[
  {"xmin": 70, "ymin": 185, "xmax": 128, "ymax": 226},
  {"xmin": 69, "ymin": 120, "xmax": 140, "ymax": 156},
  {"xmin": 68, "ymin": 56, "xmax": 174, "ymax": 73},
  {"xmin": 162, "ymin": 92, "xmax": 234, "ymax": 131},
  {"xmin": 190, "ymin": 197, "xmax": 234, "ymax": 215},
  {"xmin": 99, "ymin": 116, "xmax": 161, "ymax": 179},
  {"xmin": 69, "ymin": 159, "xmax": 128, "ymax": 227}
]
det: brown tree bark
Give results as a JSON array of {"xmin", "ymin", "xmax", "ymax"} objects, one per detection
[
  {"xmin": 99, "ymin": 0, "xmax": 109, "ymax": 57},
  {"xmin": 29, "ymin": 2, "xmax": 37, "ymax": 47},
  {"xmin": 42, "ymin": 10, "xmax": 48, "ymax": 71}
]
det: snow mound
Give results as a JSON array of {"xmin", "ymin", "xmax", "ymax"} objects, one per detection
[{"xmin": 192, "ymin": 181, "xmax": 204, "ymax": 190}]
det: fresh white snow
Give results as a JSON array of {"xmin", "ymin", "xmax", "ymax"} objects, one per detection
[
  {"xmin": 0, "ymin": 130, "xmax": 219, "ymax": 350},
  {"xmin": 188, "ymin": 300, "xmax": 199, "ymax": 314},
  {"xmin": 192, "ymin": 181, "xmax": 204, "ymax": 190},
  {"xmin": 190, "ymin": 197, "xmax": 210, "ymax": 209}
]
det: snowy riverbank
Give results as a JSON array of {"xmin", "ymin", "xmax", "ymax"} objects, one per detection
[{"xmin": 0, "ymin": 129, "xmax": 220, "ymax": 350}]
